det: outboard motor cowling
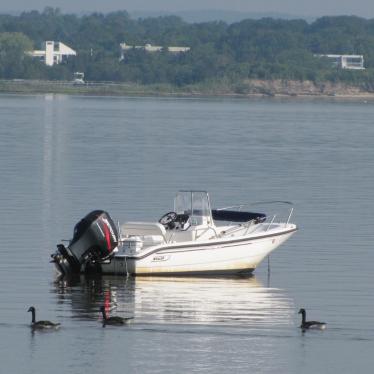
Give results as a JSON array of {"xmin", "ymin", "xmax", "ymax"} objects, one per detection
[{"xmin": 52, "ymin": 210, "xmax": 118, "ymax": 275}]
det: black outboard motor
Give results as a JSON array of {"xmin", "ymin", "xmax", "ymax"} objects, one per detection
[{"xmin": 51, "ymin": 210, "xmax": 118, "ymax": 275}]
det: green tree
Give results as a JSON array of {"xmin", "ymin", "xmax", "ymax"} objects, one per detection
[{"xmin": 0, "ymin": 32, "xmax": 33, "ymax": 78}]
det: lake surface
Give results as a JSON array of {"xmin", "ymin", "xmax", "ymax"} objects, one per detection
[{"xmin": 0, "ymin": 93, "xmax": 373, "ymax": 373}]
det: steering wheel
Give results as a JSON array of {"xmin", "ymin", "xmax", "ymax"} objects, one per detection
[{"xmin": 159, "ymin": 211, "xmax": 178, "ymax": 227}]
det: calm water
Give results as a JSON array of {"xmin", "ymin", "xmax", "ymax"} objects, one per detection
[{"xmin": 0, "ymin": 93, "xmax": 373, "ymax": 373}]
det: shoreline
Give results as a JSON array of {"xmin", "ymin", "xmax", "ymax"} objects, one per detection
[{"xmin": 1, "ymin": 79, "xmax": 374, "ymax": 100}]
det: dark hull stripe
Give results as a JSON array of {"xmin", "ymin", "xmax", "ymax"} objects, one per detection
[{"xmin": 131, "ymin": 268, "xmax": 255, "ymax": 276}]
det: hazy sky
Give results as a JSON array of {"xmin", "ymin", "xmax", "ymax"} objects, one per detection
[{"xmin": 2, "ymin": 0, "xmax": 374, "ymax": 18}]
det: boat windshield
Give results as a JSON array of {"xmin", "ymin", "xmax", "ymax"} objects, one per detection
[{"xmin": 174, "ymin": 191, "xmax": 212, "ymax": 222}]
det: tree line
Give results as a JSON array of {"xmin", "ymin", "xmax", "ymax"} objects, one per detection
[{"xmin": 1, "ymin": 8, "xmax": 374, "ymax": 87}]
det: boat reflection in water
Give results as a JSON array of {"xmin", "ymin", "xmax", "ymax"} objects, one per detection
[{"xmin": 53, "ymin": 275, "xmax": 294, "ymax": 329}]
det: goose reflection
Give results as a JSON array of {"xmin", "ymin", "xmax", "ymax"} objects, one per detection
[{"xmin": 53, "ymin": 274, "xmax": 293, "ymax": 327}]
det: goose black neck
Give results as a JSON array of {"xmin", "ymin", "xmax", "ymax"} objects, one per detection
[
  {"xmin": 100, "ymin": 308, "xmax": 108, "ymax": 321},
  {"xmin": 30, "ymin": 309, "xmax": 36, "ymax": 323},
  {"xmin": 300, "ymin": 310, "xmax": 306, "ymax": 324}
]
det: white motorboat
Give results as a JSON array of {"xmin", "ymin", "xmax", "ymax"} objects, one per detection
[{"xmin": 52, "ymin": 191, "xmax": 297, "ymax": 276}]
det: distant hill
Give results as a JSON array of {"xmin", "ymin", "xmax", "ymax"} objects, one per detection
[{"xmin": 130, "ymin": 9, "xmax": 316, "ymax": 23}]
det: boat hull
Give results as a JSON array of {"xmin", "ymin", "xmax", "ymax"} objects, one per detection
[{"xmin": 100, "ymin": 228, "xmax": 296, "ymax": 276}]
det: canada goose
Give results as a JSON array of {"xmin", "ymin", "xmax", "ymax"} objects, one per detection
[
  {"xmin": 27, "ymin": 306, "xmax": 60, "ymax": 329},
  {"xmin": 100, "ymin": 306, "xmax": 133, "ymax": 326},
  {"xmin": 298, "ymin": 308, "xmax": 326, "ymax": 330}
]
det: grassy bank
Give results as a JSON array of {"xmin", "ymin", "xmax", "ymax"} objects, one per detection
[{"xmin": 1, "ymin": 79, "xmax": 374, "ymax": 98}]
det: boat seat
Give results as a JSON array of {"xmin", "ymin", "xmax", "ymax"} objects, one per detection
[
  {"xmin": 143, "ymin": 235, "xmax": 165, "ymax": 246},
  {"xmin": 121, "ymin": 222, "xmax": 167, "ymax": 241}
]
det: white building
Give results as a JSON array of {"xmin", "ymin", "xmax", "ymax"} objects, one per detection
[
  {"xmin": 316, "ymin": 54, "xmax": 365, "ymax": 70},
  {"xmin": 29, "ymin": 41, "xmax": 76, "ymax": 66},
  {"xmin": 120, "ymin": 42, "xmax": 190, "ymax": 60}
]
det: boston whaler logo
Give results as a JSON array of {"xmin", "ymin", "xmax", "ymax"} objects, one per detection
[{"xmin": 152, "ymin": 255, "xmax": 170, "ymax": 262}]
